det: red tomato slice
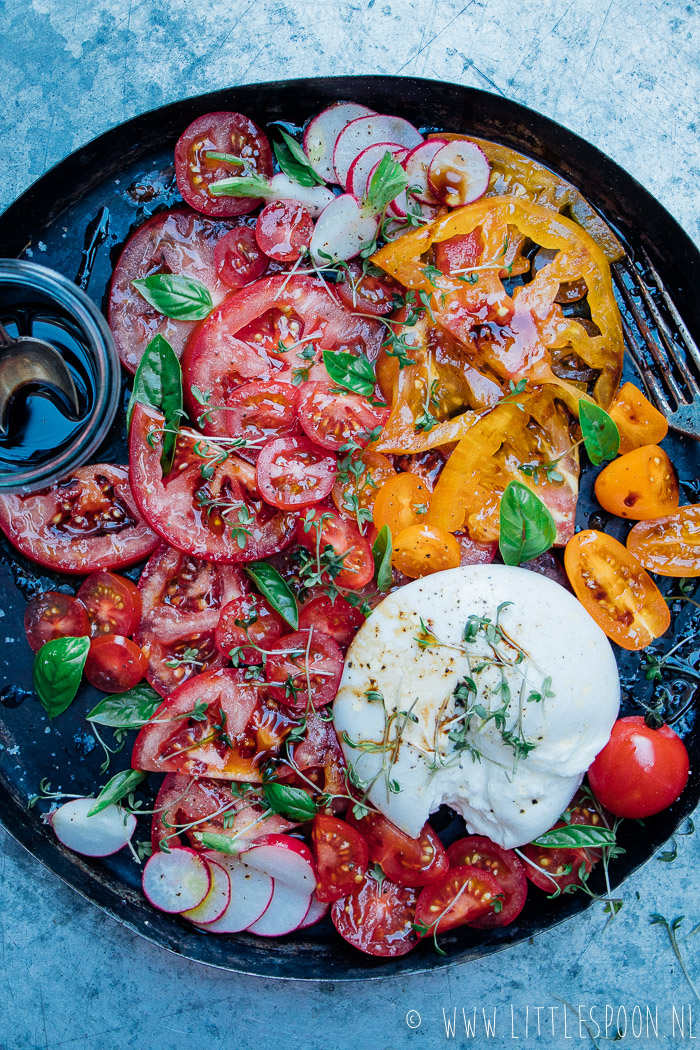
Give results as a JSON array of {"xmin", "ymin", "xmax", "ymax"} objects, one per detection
[
  {"xmin": 454, "ymin": 530, "xmax": 498, "ymax": 567},
  {"xmin": 446, "ymin": 836, "xmax": 527, "ymax": 927},
  {"xmin": 256, "ymin": 436, "xmax": 337, "ymax": 509},
  {"xmin": 213, "ymin": 225, "xmax": 269, "ymax": 289},
  {"xmin": 434, "ymin": 230, "xmax": 483, "ymax": 275},
  {"xmin": 108, "ymin": 208, "xmax": 233, "ymax": 372},
  {"xmin": 298, "ymin": 594, "xmax": 365, "ymax": 649},
  {"xmin": 346, "ymin": 810, "xmax": 449, "ymax": 887},
  {"xmin": 334, "ymin": 260, "xmax": 399, "ymax": 316},
  {"xmin": 331, "ymin": 872, "xmax": 418, "ymax": 957},
  {"xmin": 134, "ymin": 544, "xmax": 247, "ymax": 696},
  {"xmin": 264, "ymin": 629, "xmax": 344, "ymax": 709},
  {"xmin": 0, "ymin": 463, "xmax": 158, "ymax": 574},
  {"xmin": 174, "ymin": 111, "xmax": 273, "ymax": 217},
  {"xmin": 187, "ymin": 379, "xmax": 299, "ymax": 453},
  {"xmin": 296, "ymin": 507, "xmax": 374, "ymax": 589},
  {"xmin": 132, "ymin": 668, "xmax": 296, "ymax": 780},
  {"xmin": 84, "ymin": 635, "xmax": 147, "ymax": 693},
  {"xmin": 313, "ymin": 814, "xmax": 369, "ymax": 902},
  {"xmin": 214, "ymin": 592, "xmax": 285, "ymax": 663},
  {"xmin": 24, "ymin": 592, "xmax": 90, "ymax": 653},
  {"xmin": 297, "ymin": 381, "xmax": 388, "ymax": 452},
  {"xmin": 279, "ymin": 709, "xmax": 348, "ymax": 800},
  {"xmin": 77, "ymin": 571, "xmax": 142, "ymax": 638},
  {"xmin": 255, "ymin": 201, "xmax": 313, "ymax": 262},
  {"xmin": 414, "ymin": 865, "xmax": 503, "ymax": 936},
  {"xmin": 129, "ymin": 404, "xmax": 298, "ymax": 564}
]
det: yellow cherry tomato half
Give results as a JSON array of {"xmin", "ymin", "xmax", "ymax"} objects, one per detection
[
  {"xmin": 627, "ymin": 505, "xmax": 700, "ymax": 578},
  {"xmin": 373, "ymin": 473, "xmax": 432, "ymax": 537},
  {"xmin": 564, "ymin": 529, "xmax": 670, "ymax": 650},
  {"xmin": 608, "ymin": 382, "xmax": 668, "ymax": 455},
  {"xmin": 392, "ymin": 524, "xmax": 461, "ymax": 579},
  {"xmin": 594, "ymin": 444, "xmax": 678, "ymax": 520}
]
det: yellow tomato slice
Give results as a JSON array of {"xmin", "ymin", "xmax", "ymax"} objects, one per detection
[
  {"xmin": 627, "ymin": 505, "xmax": 700, "ymax": 577},
  {"xmin": 608, "ymin": 383, "xmax": 668, "ymax": 455}
]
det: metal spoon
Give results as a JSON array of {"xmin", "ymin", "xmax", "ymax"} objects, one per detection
[{"xmin": 0, "ymin": 320, "xmax": 81, "ymax": 438}]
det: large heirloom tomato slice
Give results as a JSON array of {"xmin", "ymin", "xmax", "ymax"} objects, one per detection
[
  {"xmin": 108, "ymin": 208, "xmax": 233, "ymax": 372},
  {"xmin": 0, "ymin": 464, "xmax": 158, "ymax": 573},
  {"xmin": 132, "ymin": 668, "xmax": 296, "ymax": 780},
  {"xmin": 134, "ymin": 544, "xmax": 247, "ymax": 696},
  {"xmin": 129, "ymin": 404, "xmax": 298, "ymax": 564},
  {"xmin": 564, "ymin": 529, "xmax": 670, "ymax": 650},
  {"xmin": 627, "ymin": 505, "xmax": 700, "ymax": 577}
]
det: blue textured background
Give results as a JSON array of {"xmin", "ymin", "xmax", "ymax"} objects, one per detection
[{"xmin": 1, "ymin": 2, "xmax": 699, "ymax": 1047}]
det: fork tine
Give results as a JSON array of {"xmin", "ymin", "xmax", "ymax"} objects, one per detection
[
  {"xmin": 619, "ymin": 315, "xmax": 672, "ymax": 413},
  {"xmin": 640, "ymin": 248, "xmax": 700, "ymax": 373}
]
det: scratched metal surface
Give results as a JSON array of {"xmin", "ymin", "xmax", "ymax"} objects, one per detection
[{"xmin": 1, "ymin": 1, "xmax": 700, "ymax": 1048}]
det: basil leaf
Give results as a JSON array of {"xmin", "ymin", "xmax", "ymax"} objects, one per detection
[
  {"xmin": 131, "ymin": 274, "xmax": 213, "ymax": 321},
  {"xmin": 498, "ymin": 480, "xmax": 557, "ymax": 566},
  {"xmin": 245, "ymin": 560, "xmax": 299, "ymax": 630},
  {"xmin": 532, "ymin": 824, "xmax": 617, "ymax": 849},
  {"xmin": 195, "ymin": 831, "xmax": 241, "ymax": 854},
  {"xmin": 88, "ymin": 769, "xmax": 146, "ymax": 816},
  {"xmin": 372, "ymin": 524, "xmax": 393, "ymax": 591},
  {"xmin": 263, "ymin": 782, "xmax": 318, "ymax": 822},
  {"xmin": 362, "ymin": 151, "xmax": 409, "ymax": 217},
  {"xmin": 86, "ymin": 684, "xmax": 162, "ymax": 728},
  {"xmin": 273, "ymin": 129, "xmax": 324, "ymax": 188},
  {"xmin": 579, "ymin": 400, "xmax": 620, "ymax": 465},
  {"xmin": 209, "ymin": 174, "xmax": 272, "ymax": 198},
  {"xmin": 127, "ymin": 334, "xmax": 183, "ymax": 471},
  {"xmin": 33, "ymin": 636, "xmax": 90, "ymax": 719},
  {"xmin": 322, "ymin": 350, "xmax": 376, "ymax": 398}
]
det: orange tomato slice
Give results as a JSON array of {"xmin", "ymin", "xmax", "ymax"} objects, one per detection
[
  {"xmin": 608, "ymin": 383, "xmax": 668, "ymax": 455},
  {"xmin": 373, "ymin": 473, "xmax": 432, "ymax": 537},
  {"xmin": 393, "ymin": 524, "xmax": 461, "ymax": 579},
  {"xmin": 564, "ymin": 529, "xmax": 670, "ymax": 649},
  {"xmin": 626, "ymin": 505, "xmax": 700, "ymax": 578},
  {"xmin": 594, "ymin": 444, "xmax": 679, "ymax": 520},
  {"xmin": 331, "ymin": 450, "xmax": 395, "ymax": 528}
]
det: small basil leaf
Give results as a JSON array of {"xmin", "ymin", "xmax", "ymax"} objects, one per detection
[
  {"xmin": 498, "ymin": 480, "xmax": 557, "ymax": 566},
  {"xmin": 579, "ymin": 400, "xmax": 620, "ymax": 465},
  {"xmin": 127, "ymin": 334, "xmax": 183, "ymax": 471},
  {"xmin": 322, "ymin": 350, "xmax": 377, "ymax": 398},
  {"xmin": 532, "ymin": 824, "xmax": 617, "ymax": 849},
  {"xmin": 88, "ymin": 769, "xmax": 146, "ymax": 816},
  {"xmin": 362, "ymin": 151, "xmax": 409, "ymax": 217},
  {"xmin": 263, "ymin": 782, "xmax": 318, "ymax": 822},
  {"xmin": 208, "ymin": 174, "xmax": 272, "ymax": 198},
  {"xmin": 372, "ymin": 524, "xmax": 393, "ymax": 591},
  {"xmin": 86, "ymin": 684, "xmax": 162, "ymax": 728},
  {"xmin": 273, "ymin": 129, "xmax": 324, "ymax": 188},
  {"xmin": 33, "ymin": 636, "xmax": 90, "ymax": 719},
  {"xmin": 131, "ymin": 274, "xmax": 213, "ymax": 321},
  {"xmin": 195, "ymin": 831, "xmax": 241, "ymax": 854},
  {"xmin": 245, "ymin": 561, "xmax": 299, "ymax": 630}
]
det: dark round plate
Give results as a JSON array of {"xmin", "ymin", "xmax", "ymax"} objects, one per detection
[{"xmin": 1, "ymin": 76, "xmax": 699, "ymax": 981}]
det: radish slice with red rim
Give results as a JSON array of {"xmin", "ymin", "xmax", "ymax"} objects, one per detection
[
  {"xmin": 297, "ymin": 895, "xmax": 330, "ymax": 930},
  {"xmin": 267, "ymin": 173, "xmax": 335, "ymax": 218},
  {"xmin": 403, "ymin": 138, "xmax": 450, "ymax": 203},
  {"xmin": 347, "ymin": 143, "xmax": 406, "ymax": 200},
  {"xmin": 49, "ymin": 798, "xmax": 137, "ymax": 858},
  {"xmin": 197, "ymin": 857, "xmax": 274, "ymax": 933},
  {"xmin": 303, "ymin": 102, "xmax": 376, "ymax": 183},
  {"xmin": 333, "ymin": 115, "xmax": 423, "ymax": 189},
  {"xmin": 246, "ymin": 880, "xmax": 312, "ymax": 937},
  {"xmin": 310, "ymin": 194, "xmax": 378, "ymax": 265},
  {"xmin": 142, "ymin": 847, "xmax": 211, "ymax": 913},
  {"xmin": 240, "ymin": 833, "xmax": 317, "ymax": 896},
  {"xmin": 428, "ymin": 140, "xmax": 491, "ymax": 207},
  {"xmin": 181, "ymin": 859, "xmax": 231, "ymax": 925}
]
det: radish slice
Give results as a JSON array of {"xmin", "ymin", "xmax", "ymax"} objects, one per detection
[
  {"xmin": 428, "ymin": 140, "xmax": 491, "ymax": 207},
  {"xmin": 333, "ymin": 115, "xmax": 423, "ymax": 189},
  {"xmin": 403, "ymin": 139, "xmax": 450, "ymax": 203},
  {"xmin": 142, "ymin": 847, "xmax": 211, "ymax": 913},
  {"xmin": 310, "ymin": 194, "xmax": 378, "ymax": 265},
  {"xmin": 49, "ymin": 798, "xmax": 136, "ymax": 857},
  {"xmin": 246, "ymin": 880, "xmax": 312, "ymax": 937},
  {"xmin": 181, "ymin": 859, "xmax": 231, "ymax": 925},
  {"xmin": 347, "ymin": 143, "xmax": 405, "ymax": 200},
  {"xmin": 297, "ymin": 895, "xmax": 330, "ymax": 930},
  {"xmin": 199, "ymin": 857, "xmax": 274, "ymax": 933},
  {"xmin": 304, "ymin": 102, "xmax": 376, "ymax": 183},
  {"xmin": 267, "ymin": 173, "xmax": 335, "ymax": 218},
  {"xmin": 240, "ymin": 833, "xmax": 317, "ymax": 896}
]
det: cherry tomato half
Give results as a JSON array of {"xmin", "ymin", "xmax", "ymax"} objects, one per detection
[
  {"xmin": 335, "ymin": 261, "xmax": 399, "ymax": 316},
  {"xmin": 332, "ymin": 450, "xmax": 395, "ymax": 526},
  {"xmin": 608, "ymin": 382, "xmax": 668, "ymax": 455},
  {"xmin": 213, "ymin": 225, "xmax": 269, "ymax": 289},
  {"xmin": 77, "ymin": 571, "xmax": 142, "ymax": 638},
  {"xmin": 517, "ymin": 790, "xmax": 603, "ymax": 894},
  {"xmin": 393, "ymin": 523, "xmax": 461, "ymax": 579},
  {"xmin": 594, "ymin": 444, "xmax": 679, "ymax": 521},
  {"xmin": 256, "ymin": 436, "xmax": 337, "ymax": 510},
  {"xmin": 588, "ymin": 716, "xmax": 690, "ymax": 818},
  {"xmin": 346, "ymin": 810, "xmax": 449, "ymax": 887},
  {"xmin": 296, "ymin": 507, "xmax": 374, "ymax": 589},
  {"xmin": 414, "ymin": 865, "xmax": 503, "ymax": 937},
  {"xmin": 312, "ymin": 814, "xmax": 369, "ymax": 902},
  {"xmin": 627, "ymin": 505, "xmax": 700, "ymax": 578},
  {"xmin": 214, "ymin": 592, "xmax": 285, "ymax": 663},
  {"xmin": 373, "ymin": 473, "xmax": 431, "ymax": 537},
  {"xmin": 446, "ymin": 836, "xmax": 527, "ymax": 927},
  {"xmin": 24, "ymin": 592, "xmax": 90, "ymax": 653},
  {"xmin": 189, "ymin": 379, "xmax": 299, "ymax": 450},
  {"xmin": 264, "ymin": 629, "xmax": 344, "ymax": 709},
  {"xmin": 331, "ymin": 873, "xmax": 418, "ymax": 957},
  {"xmin": 255, "ymin": 200, "xmax": 313, "ymax": 262},
  {"xmin": 298, "ymin": 594, "xmax": 365, "ymax": 649},
  {"xmin": 564, "ymin": 529, "xmax": 670, "ymax": 650},
  {"xmin": 84, "ymin": 635, "xmax": 147, "ymax": 693},
  {"xmin": 297, "ymin": 381, "xmax": 388, "ymax": 452}
]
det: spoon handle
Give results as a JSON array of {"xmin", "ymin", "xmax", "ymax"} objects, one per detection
[{"xmin": 0, "ymin": 321, "xmax": 14, "ymax": 349}]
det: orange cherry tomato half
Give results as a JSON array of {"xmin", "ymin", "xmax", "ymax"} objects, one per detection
[
  {"xmin": 594, "ymin": 444, "xmax": 678, "ymax": 521},
  {"xmin": 393, "ymin": 524, "xmax": 461, "ymax": 579},
  {"xmin": 608, "ymin": 382, "xmax": 668, "ymax": 455},
  {"xmin": 626, "ymin": 505, "xmax": 700, "ymax": 578},
  {"xmin": 564, "ymin": 529, "xmax": 670, "ymax": 650},
  {"xmin": 372, "ymin": 473, "xmax": 431, "ymax": 537}
]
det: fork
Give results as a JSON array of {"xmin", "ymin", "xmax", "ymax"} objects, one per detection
[{"xmin": 611, "ymin": 249, "xmax": 700, "ymax": 440}]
